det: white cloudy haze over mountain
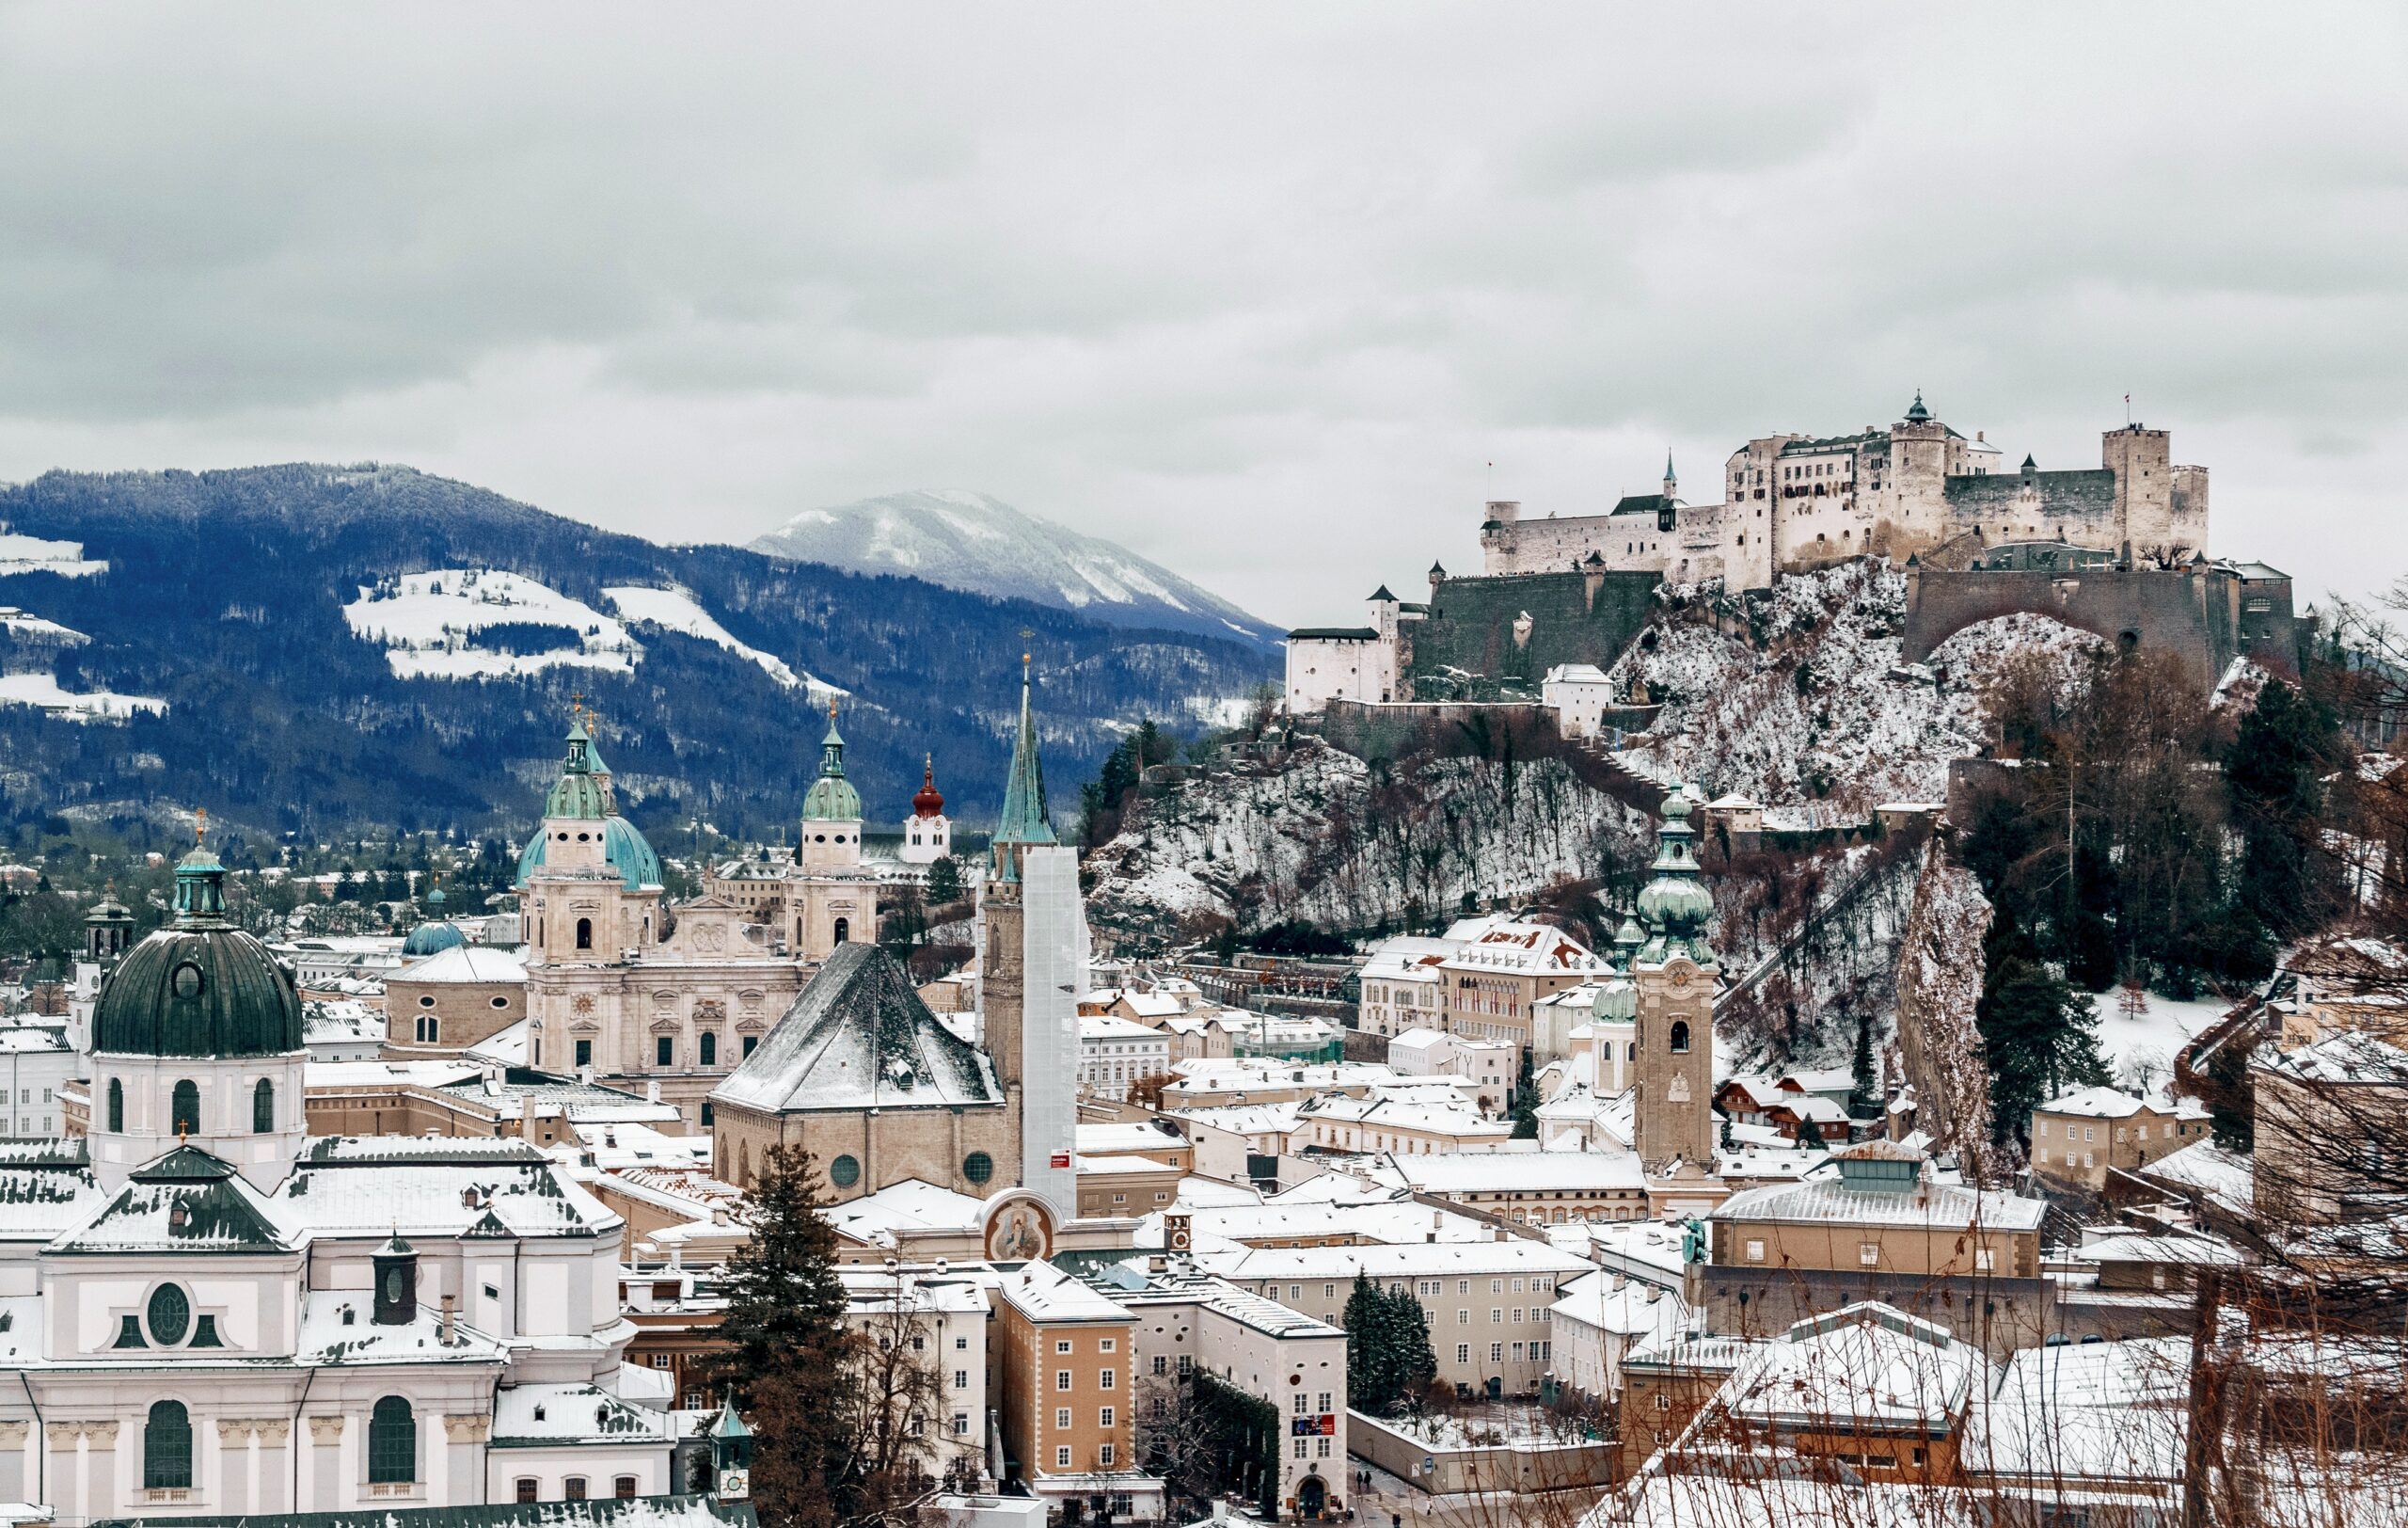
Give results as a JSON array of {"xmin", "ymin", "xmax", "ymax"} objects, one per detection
[{"xmin": 0, "ymin": 4, "xmax": 2402, "ymax": 625}]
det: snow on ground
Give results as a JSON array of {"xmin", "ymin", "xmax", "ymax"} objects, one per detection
[
  {"xmin": 0, "ymin": 607, "xmax": 87, "ymax": 642},
  {"xmin": 0, "ymin": 533, "xmax": 106, "ymax": 578},
  {"xmin": 1610, "ymin": 560, "xmax": 2105, "ymax": 812},
  {"xmin": 602, "ymin": 584, "xmax": 842, "ymax": 697},
  {"xmin": 2091, "ymin": 988, "xmax": 2238, "ymax": 1096},
  {"xmin": 0, "ymin": 673, "xmax": 166, "ymax": 721},
  {"xmin": 343, "ymin": 569, "xmax": 639, "ymax": 679}
]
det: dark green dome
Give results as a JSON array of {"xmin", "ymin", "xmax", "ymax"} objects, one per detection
[
  {"xmin": 93, "ymin": 849, "xmax": 303, "ymax": 1059},
  {"xmin": 800, "ymin": 714, "xmax": 863, "ymax": 822},
  {"xmin": 514, "ymin": 814, "xmax": 663, "ymax": 891},
  {"xmin": 402, "ymin": 919, "xmax": 466, "ymax": 957}
]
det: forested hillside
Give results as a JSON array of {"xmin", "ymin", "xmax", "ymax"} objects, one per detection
[{"xmin": 0, "ymin": 465, "xmax": 1274, "ymax": 847}]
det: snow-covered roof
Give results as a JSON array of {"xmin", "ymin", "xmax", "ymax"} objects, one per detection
[
  {"xmin": 1548, "ymin": 1269, "xmax": 1687, "ymax": 1342},
  {"xmin": 2135, "ymin": 1138, "xmax": 2253, "ymax": 1213},
  {"xmin": 492, "ymin": 1382, "xmax": 674, "ymax": 1447},
  {"xmin": 2078, "ymin": 1233, "xmax": 2242, "ymax": 1267},
  {"xmin": 1296, "ymin": 1092, "xmax": 1507, "ymax": 1138},
  {"xmin": 2260, "ymin": 1028, "xmax": 2408, "ymax": 1085},
  {"xmin": 393, "ymin": 945, "xmax": 528, "ymax": 985},
  {"xmin": 1962, "ymin": 1335, "xmax": 2190, "ymax": 1488},
  {"xmin": 1437, "ymin": 916, "xmax": 1603, "ymax": 975},
  {"xmin": 1543, "ymin": 663, "xmax": 1612, "ymax": 685},
  {"xmin": 820, "ymin": 1178, "xmax": 988, "ymax": 1246},
  {"xmin": 296, "ymin": 1289, "xmax": 510, "ymax": 1367},
  {"xmin": 996, "ymin": 1258, "xmax": 1132, "ymax": 1323},
  {"xmin": 1724, "ymin": 1303, "xmax": 1982, "ymax": 1434},
  {"xmin": 283, "ymin": 1139, "xmax": 619, "ymax": 1240},
  {"xmin": 713, "ymin": 942, "xmax": 1003, "ymax": 1114},
  {"xmin": 1384, "ymin": 1151, "xmax": 1645, "ymax": 1195},
  {"xmin": 1075, "ymin": 1121, "xmax": 1188, "ymax": 1154},
  {"xmin": 1081, "ymin": 1014, "xmax": 1164, "ymax": 1041},
  {"xmin": 1165, "ymin": 1101, "xmax": 1303, "ymax": 1137},
  {"xmin": 1201, "ymin": 1237, "xmax": 1592, "ymax": 1283},
  {"xmin": 1713, "ymin": 1176, "xmax": 2047, "ymax": 1233}
]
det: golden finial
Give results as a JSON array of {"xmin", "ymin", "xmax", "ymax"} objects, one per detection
[
  {"xmin": 195, "ymin": 807, "xmax": 208, "ymax": 847},
  {"xmin": 828, "ymin": 697, "xmax": 839, "ymax": 724}
]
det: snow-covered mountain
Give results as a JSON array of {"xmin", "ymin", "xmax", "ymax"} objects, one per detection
[{"xmin": 750, "ymin": 490, "xmax": 1282, "ymax": 651}]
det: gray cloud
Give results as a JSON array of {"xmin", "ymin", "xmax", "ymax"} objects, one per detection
[{"xmin": 0, "ymin": 3, "xmax": 2403, "ymax": 626}]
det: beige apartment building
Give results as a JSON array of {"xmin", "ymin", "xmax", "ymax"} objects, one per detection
[
  {"xmin": 990, "ymin": 1261, "xmax": 1163, "ymax": 1520},
  {"xmin": 1440, "ymin": 916, "xmax": 1607, "ymax": 1051},
  {"xmin": 1200, "ymin": 1239, "xmax": 1592, "ymax": 1399},
  {"xmin": 2029, "ymin": 1084, "xmax": 2211, "ymax": 1192}
]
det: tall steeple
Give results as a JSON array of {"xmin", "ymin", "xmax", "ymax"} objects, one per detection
[
  {"xmin": 991, "ymin": 655, "xmax": 1056, "ymax": 882},
  {"xmin": 1662, "ymin": 451, "xmax": 1678, "ymax": 502}
]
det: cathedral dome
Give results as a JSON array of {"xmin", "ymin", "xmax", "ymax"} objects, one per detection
[
  {"xmin": 911, "ymin": 756, "xmax": 945, "ymax": 820},
  {"xmin": 402, "ymin": 919, "xmax": 466, "ymax": 957},
  {"xmin": 93, "ymin": 847, "xmax": 304, "ymax": 1059},
  {"xmin": 800, "ymin": 712, "xmax": 863, "ymax": 822},
  {"xmin": 514, "ymin": 815, "xmax": 663, "ymax": 892}
]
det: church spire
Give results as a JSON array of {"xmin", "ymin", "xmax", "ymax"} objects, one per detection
[{"xmin": 992, "ymin": 655, "xmax": 1056, "ymax": 881}]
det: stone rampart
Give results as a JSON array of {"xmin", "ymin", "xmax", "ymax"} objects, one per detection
[
  {"xmin": 1902, "ymin": 564, "xmax": 2297, "ymax": 681},
  {"xmin": 1405, "ymin": 567, "xmax": 1660, "ymax": 700}
]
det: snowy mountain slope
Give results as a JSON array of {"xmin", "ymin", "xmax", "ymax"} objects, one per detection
[
  {"xmin": 0, "ymin": 531, "xmax": 105, "ymax": 577},
  {"xmin": 750, "ymin": 490, "xmax": 1282, "ymax": 650},
  {"xmin": 1610, "ymin": 560, "xmax": 2106, "ymax": 812},
  {"xmin": 602, "ymin": 584, "xmax": 842, "ymax": 698},
  {"xmin": 343, "ymin": 569, "xmax": 638, "ymax": 679},
  {"xmin": 1083, "ymin": 737, "xmax": 1652, "ymax": 944}
]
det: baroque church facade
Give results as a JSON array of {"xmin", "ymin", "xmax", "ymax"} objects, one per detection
[
  {"xmin": 711, "ymin": 661, "xmax": 1085, "ymax": 1253},
  {"xmin": 11, "ymin": 844, "xmax": 671, "ymax": 1523},
  {"xmin": 519, "ymin": 712, "xmax": 889, "ymax": 1133}
]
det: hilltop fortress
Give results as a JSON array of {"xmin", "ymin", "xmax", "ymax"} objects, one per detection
[
  {"xmin": 1288, "ymin": 395, "xmax": 2294, "ymax": 712},
  {"xmin": 1481, "ymin": 392, "xmax": 2207, "ymax": 588}
]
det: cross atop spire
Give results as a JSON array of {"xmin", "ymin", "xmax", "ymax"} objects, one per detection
[{"xmin": 992, "ymin": 657, "xmax": 1057, "ymax": 879}]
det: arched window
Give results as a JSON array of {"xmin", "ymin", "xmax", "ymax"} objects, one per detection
[
  {"xmin": 832, "ymin": 916, "xmax": 849, "ymax": 945},
  {"xmin": 107, "ymin": 1077, "xmax": 123, "ymax": 1132},
  {"xmin": 576, "ymin": 917, "xmax": 594, "ymax": 950},
  {"xmin": 1670, "ymin": 1021, "xmax": 1691, "ymax": 1055},
  {"xmin": 738, "ymin": 1140, "xmax": 751, "ymax": 1186},
  {"xmin": 145, "ymin": 1401, "xmax": 192, "ymax": 1489},
  {"xmin": 699, "ymin": 1032, "xmax": 718, "ymax": 1067},
  {"xmin": 368, "ymin": 1396, "xmax": 417, "ymax": 1484},
  {"xmin": 253, "ymin": 1078, "xmax": 277, "ymax": 1134},
  {"xmin": 170, "ymin": 1080, "xmax": 200, "ymax": 1137}
]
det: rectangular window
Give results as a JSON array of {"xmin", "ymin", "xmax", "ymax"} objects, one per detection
[
  {"xmin": 1098, "ymin": 1444, "xmax": 1115, "ymax": 1468},
  {"xmin": 1056, "ymin": 1340, "xmax": 1074, "ymax": 1354},
  {"xmin": 565, "ymin": 1480, "xmax": 587, "ymax": 1503},
  {"xmin": 1489, "ymin": 1343, "xmax": 1503, "ymax": 1363},
  {"xmin": 1152, "ymin": 1356, "xmax": 1167, "ymax": 1376},
  {"xmin": 1177, "ymin": 1355, "xmax": 1192, "ymax": 1377},
  {"xmin": 956, "ymin": 1370, "xmax": 969, "ymax": 1389},
  {"xmin": 954, "ymin": 1414, "xmax": 970, "ymax": 1436},
  {"xmin": 1099, "ymin": 1407, "xmax": 1115, "ymax": 1428},
  {"xmin": 1098, "ymin": 1338, "xmax": 1116, "ymax": 1353},
  {"xmin": 1746, "ymin": 1239, "xmax": 1765, "ymax": 1263},
  {"xmin": 1057, "ymin": 1371, "xmax": 1072, "ymax": 1392},
  {"xmin": 1293, "ymin": 1438, "xmax": 1309, "ymax": 1460},
  {"xmin": 1055, "ymin": 1446, "xmax": 1072, "ymax": 1470},
  {"xmin": 615, "ymin": 1478, "xmax": 638, "ymax": 1502},
  {"xmin": 657, "ymin": 1036, "xmax": 674, "ymax": 1067},
  {"xmin": 1491, "ymin": 1309, "xmax": 1502, "ymax": 1325},
  {"xmin": 1860, "ymin": 1243, "xmax": 1880, "ymax": 1267},
  {"xmin": 1457, "ymin": 1344, "xmax": 1470, "ymax": 1363},
  {"xmin": 1975, "ymin": 1249, "xmax": 1995, "ymax": 1272},
  {"xmin": 1056, "ymin": 1409, "xmax": 1071, "ymax": 1429},
  {"xmin": 575, "ymin": 1039, "xmax": 593, "ymax": 1068},
  {"xmin": 516, "ymin": 1480, "xmax": 539, "ymax": 1504},
  {"xmin": 1099, "ymin": 1369, "xmax": 1115, "ymax": 1390}
]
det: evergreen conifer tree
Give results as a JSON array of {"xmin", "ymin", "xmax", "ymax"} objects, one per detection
[
  {"xmin": 1846, "ymin": 1011, "xmax": 1880, "ymax": 1119},
  {"xmin": 705, "ymin": 1144, "xmax": 853, "ymax": 1528}
]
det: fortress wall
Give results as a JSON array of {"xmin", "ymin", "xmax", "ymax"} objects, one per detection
[
  {"xmin": 1404, "ymin": 568, "xmax": 1661, "ymax": 700},
  {"xmin": 1902, "ymin": 565, "xmax": 2297, "ymax": 680}
]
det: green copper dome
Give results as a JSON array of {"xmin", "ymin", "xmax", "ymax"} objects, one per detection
[
  {"xmin": 516, "ymin": 716, "xmax": 662, "ymax": 890},
  {"xmin": 1594, "ymin": 977, "xmax": 1638, "ymax": 1024},
  {"xmin": 93, "ymin": 847, "xmax": 304, "ymax": 1059},
  {"xmin": 800, "ymin": 713, "xmax": 863, "ymax": 822},
  {"xmin": 1636, "ymin": 789, "xmax": 1718, "ymax": 967},
  {"xmin": 402, "ymin": 919, "xmax": 466, "ymax": 957},
  {"xmin": 544, "ymin": 720, "xmax": 610, "ymax": 820},
  {"xmin": 515, "ymin": 814, "xmax": 663, "ymax": 892}
]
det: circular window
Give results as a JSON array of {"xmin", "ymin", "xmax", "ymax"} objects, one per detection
[
  {"xmin": 170, "ymin": 963, "xmax": 204, "ymax": 1000},
  {"xmin": 963, "ymin": 1151, "xmax": 994, "ymax": 1185},
  {"xmin": 577, "ymin": 832, "xmax": 592, "ymax": 842},
  {"xmin": 419, "ymin": 995, "xmax": 436, "ymax": 1009},
  {"xmin": 148, "ymin": 1283, "xmax": 191, "ymax": 1345},
  {"xmin": 829, "ymin": 1154, "xmax": 862, "ymax": 1189},
  {"xmin": 490, "ymin": 995, "xmax": 511, "ymax": 1010},
  {"xmin": 814, "ymin": 835, "xmax": 827, "ymax": 844},
  {"xmin": 557, "ymin": 832, "xmax": 568, "ymax": 841}
]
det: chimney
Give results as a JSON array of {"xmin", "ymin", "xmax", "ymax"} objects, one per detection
[
  {"xmin": 439, "ymin": 1294, "xmax": 458, "ymax": 1344},
  {"xmin": 646, "ymin": 1080, "xmax": 660, "ymax": 1104},
  {"xmin": 579, "ymin": 1065, "xmax": 594, "ymax": 1086}
]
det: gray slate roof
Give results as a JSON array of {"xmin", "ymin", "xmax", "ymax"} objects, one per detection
[{"xmin": 712, "ymin": 942, "xmax": 1003, "ymax": 1115}]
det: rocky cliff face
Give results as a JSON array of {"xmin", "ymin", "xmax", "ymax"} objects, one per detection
[
  {"xmin": 1893, "ymin": 840, "xmax": 2009, "ymax": 1181},
  {"xmin": 1082, "ymin": 736, "xmax": 1651, "ymax": 946}
]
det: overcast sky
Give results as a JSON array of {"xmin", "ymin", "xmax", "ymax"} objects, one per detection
[{"xmin": 1, "ymin": 5, "xmax": 2402, "ymax": 627}]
